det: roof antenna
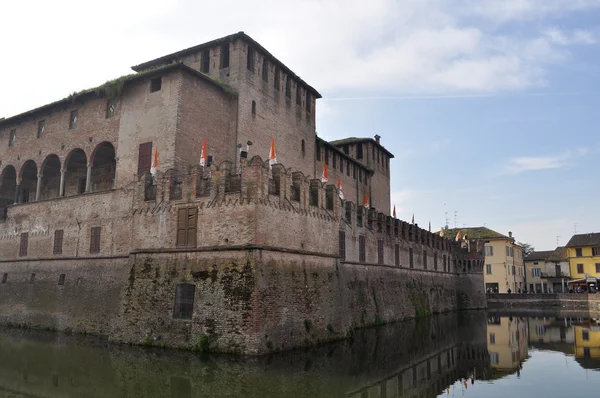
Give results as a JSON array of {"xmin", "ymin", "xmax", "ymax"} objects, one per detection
[
  {"xmin": 574, "ymin": 223, "xmax": 578, "ymax": 234},
  {"xmin": 556, "ymin": 236, "xmax": 560, "ymax": 246}
]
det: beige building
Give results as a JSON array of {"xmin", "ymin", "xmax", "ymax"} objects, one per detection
[
  {"xmin": 486, "ymin": 315, "xmax": 528, "ymax": 375},
  {"xmin": 443, "ymin": 227, "xmax": 524, "ymax": 293},
  {"xmin": 524, "ymin": 247, "xmax": 570, "ymax": 293}
]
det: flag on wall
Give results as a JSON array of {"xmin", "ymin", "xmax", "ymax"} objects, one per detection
[
  {"xmin": 393, "ymin": 205, "xmax": 396, "ymax": 218},
  {"xmin": 440, "ymin": 228, "xmax": 445, "ymax": 237},
  {"xmin": 337, "ymin": 180, "xmax": 344, "ymax": 200},
  {"xmin": 150, "ymin": 147, "xmax": 158, "ymax": 177},
  {"xmin": 364, "ymin": 193, "xmax": 370, "ymax": 208},
  {"xmin": 455, "ymin": 231, "xmax": 462, "ymax": 241},
  {"xmin": 322, "ymin": 162, "xmax": 329, "ymax": 183},
  {"xmin": 199, "ymin": 140, "xmax": 207, "ymax": 167},
  {"xmin": 268, "ymin": 138, "xmax": 277, "ymax": 169}
]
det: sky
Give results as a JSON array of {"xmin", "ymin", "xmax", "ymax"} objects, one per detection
[{"xmin": 1, "ymin": 0, "xmax": 599, "ymax": 250}]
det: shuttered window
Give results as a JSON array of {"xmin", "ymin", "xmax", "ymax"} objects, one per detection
[
  {"xmin": 19, "ymin": 233, "xmax": 28, "ymax": 257},
  {"xmin": 138, "ymin": 142, "xmax": 152, "ymax": 175},
  {"xmin": 176, "ymin": 207, "xmax": 197, "ymax": 247},
  {"xmin": 377, "ymin": 239, "xmax": 384, "ymax": 264},
  {"xmin": 359, "ymin": 235, "xmax": 366, "ymax": 264},
  {"xmin": 53, "ymin": 230, "xmax": 64, "ymax": 254},
  {"xmin": 90, "ymin": 227, "xmax": 101, "ymax": 253},
  {"xmin": 339, "ymin": 231, "xmax": 346, "ymax": 261}
]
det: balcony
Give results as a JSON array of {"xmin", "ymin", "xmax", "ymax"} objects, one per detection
[{"xmin": 541, "ymin": 272, "xmax": 569, "ymax": 279}]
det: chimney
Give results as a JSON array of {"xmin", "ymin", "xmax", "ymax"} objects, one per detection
[
  {"xmin": 508, "ymin": 231, "xmax": 512, "ymax": 238},
  {"xmin": 374, "ymin": 134, "xmax": 381, "ymax": 144}
]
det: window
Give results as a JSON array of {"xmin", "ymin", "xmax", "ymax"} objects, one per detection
[
  {"xmin": 593, "ymin": 247, "xmax": 600, "ymax": 256},
  {"xmin": 106, "ymin": 100, "xmax": 115, "ymax": 119},
  {"xmin": 296, "ymin": 85, "xmax": 302, "ymax": 106},
  {"xmin": 69, "ymin": 110, "xmax": 78, "ymax": 129},
  {"xmin": 306, "ymin": 91, "xmax": 311, "ymax": 113},
  {"xmin": 274, "ymin": 68, "xmax": 280, "ymax": 90},
  {"xmin": 262, "ymin": 58, "xmax": 269, "ymax": 82},
  {"xmin": 58, "ymin": 274, "xmax": 65, "ymax": 286},
  {"xmin": 309, "ymin": 182, "xmax": 319, "ymax": 207},
  {"xmin": 19, "ymin": 233, "xmax": 28, "ymax": 257},
  {"xmin": 423, "ymin": 250, "xmax": 427, "ymax": 269},
  {"xmin": 8, "ymin": 129, "xmax": 16, "ymax": 147},
  {"xmin": 357, "ymin": 143, "xmax": 363, "ymax": 159},
  {"xmin": 506, "ymin": 246, "xmax": 510, "ymax": 257},
  {"xmin": 359, "ymin": 235, "xmax": 366, "ymax": 263},
  {"xmin": 409, "ymin": 248, "xmax": 414, "ymax": 268},
  {"xmin": 486, "ymin": 264, "xmax": 492, "ymax": 274},
  {"xmin": 251, "ymin": 100, "xmax": 256, "ymax": 115},
  {"xmin": 596, "ymin": 263, "xmax": 600, "ymax": 273},
  {"xmin": 340, "ymin": 158, "xmax": 344, "ymax": 173},
  {"xmin": 301, "ymin": 139, "xmax": 305, "ymax": 155},
  {"xmin": 583, "ymin": 330, "xmax": 590, "ymax": 341},
  {"xmin": 510, "ymin": 247, "xmax": 514, "ymax": 257},
  {"xmin": 173, "ymin": 283, "xmax": 196, "ymax": 319},
  {"xmin": 37, "ymin": 120, "xmax": 45, "ymax": 138},
  {"xmin": 339, "ymin": 231, "xmax": 346, "ymax": 261},
  {"xmin": 315, "ymin": 144, "xmax": 321, "ymax": 161},
  {"xmin": 584, "ymin": 347, "xmax": 591, "ymax": 358},
  {"xmin": 53, "ymin": 230, "xmax": 63, "ymax": 255},
  {"xmin": 201, "ymin": 49, "xmax": 210, "ymax": 73},
  {"xmin": 484, "ymin": 246, "xmax": 493, "ymax": 256},
  {"xmin": 395, "ymin": 244, "xmax": 399, "ymax": 266},
  {"xmin": 333, "ymin": 153, "xmax": 337, "ymax": 169},
  {"xmin": 489, "ymin": 333, "xmax": 496, "ymax": 344},
  {"xmin": 150, "ymin": 77, "xmax": 162, "ymax": 93},
  {"xmin": 533, "ymin": 268, "xmax": 541, "ymax": 277},
  {"xmin": 576, "ymin": 248, "xmax": 583, "ymax": 257},
  {"xmin": 577, "ymin": 263, "xmax": 584, "ymax": 274},
  {"xmin": 285, "ymin": 76, "xmax": 291, "ymax": 99},
  {"xmin": 90, "ymin": 226, "xmax": 101, "ymax": 253},
  {"xmin": 434, "ymin": 253, "xmax": 438, "ymax": 270},
  {"xmin": 490, "ymin": 352, "xmax": 499, "ymax": 364},
  {"xmin": 346, "ymin": 160, "xmax": 350, "ymax": 176},
  {"xmin": 247, "ymin": 46, "xmax": 255, "ymax": 72},
  {"xmin": 220, "ymin": 43, "xmax": 230, "ymax": 68},
  {"xmin": 377, "ymin": 239, "xmax": 384, "ymax": 264},
  {"xmin": 1, "ymin": 273, "xmax": 6, "ymax": 284},
  {"xmin": 138, "ymin": 142, "xmax": 152, "ymax": 175},
  {"xmin": 324, "ymin": 148, "xmax": 329, "ymax": 165},
  {"xmin": 176, "ymin": 207, "xmax": 198, "ymax": 247}
]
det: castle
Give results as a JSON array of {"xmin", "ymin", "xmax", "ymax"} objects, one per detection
[{"xmin": 0, "ymin": 32, "xmax": 485, "ymax": 354}]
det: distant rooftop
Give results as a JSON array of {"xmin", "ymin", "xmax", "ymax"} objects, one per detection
[
  {"xmin": 566, "ymin": 233, "xmax": 600, "ymax": 247},
  {"xmin": 441, "ymin": 227, "xmax": 510, "ymax": 240},
  {"xmin": 525, "ymin": 250, "xmax": 554, "ymax": 262},
  {"xmin": 329, "ymin": 137, "xmax": 395, "ymax": 158}
]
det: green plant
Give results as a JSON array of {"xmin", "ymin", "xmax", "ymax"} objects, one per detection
[
  {"xmin": 327, "ymin": 323, "xmax": 334, "ymax": 333},
  {"xmin": 199, "ymin": 334, "xmax": 211, "ymax": 352},
  {"xmin": 304, "ymin": 319, "xmax": 312, "ymax": 332}
]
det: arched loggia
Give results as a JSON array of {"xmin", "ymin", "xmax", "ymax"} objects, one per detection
[
  {"xmin": 0, "ymin": 165, "xmax": 17, "ymax": 205},
  {"xmin": 19, "ymin": 160, "xmax": 38, "ymax": 203},
  {"xmin": 90, "ymin": 142, "xmax": 116, "ymax": 192},
  {"xmin": 40, "ymin": 154, "xmax": 61, "ymax": 200},
  {"xmin": 64, "ymin": 149, "xmax": 87, "ymax": 196}
]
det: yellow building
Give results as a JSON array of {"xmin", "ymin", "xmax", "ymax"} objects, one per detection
[
  {"xmin": 486, "ymin": 315, "xmax": 528, "ymax": 372},
  {"xmin": 574, "ymin": 322, "xmax": 600, "ymax": 360},
  {"xmin": 566, "ymin": 233, "xmax": 600, "ymax": 284},
  {"xmin": 443, "ymin": 227, "xmax": 524, "ymax": 293}
]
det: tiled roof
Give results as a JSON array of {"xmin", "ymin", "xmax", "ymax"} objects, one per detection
[
  {"xmin": 440, "ymin": 227, "xmax": 509, "ymax": 240},
  {"xmin": 329, "ymin": 137, "xmax": 395, "ymax": 158},
  {"xmin": 524, "ymin": 250, "xmax": 554, "ymax": 262},
  {"xmin": 547, "ymin": 246, "xmax": 568, "ymax": 261},
  {"xmin": 566, "ymin": 233, "xmax": 600, "ymax": 247}
]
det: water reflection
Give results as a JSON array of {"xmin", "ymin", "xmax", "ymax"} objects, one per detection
[{"xmin": 486, "ymin": 315, "xmax": 529, "ymax": 378}]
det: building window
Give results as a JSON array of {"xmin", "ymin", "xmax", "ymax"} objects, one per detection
[
  {"xmin": 333, "ymin": 153, "xmax": 337, "ymax": 169},
  {"xmin": 490, "ymin": 352, "xmax": 499, "ymax": 364},
  {"xmin": 150, "ymin": 77, "xmax": 162, "ymax": 93},
  {"xmin": 176, "ymin": 207, "xmax": 198, "ymax": 247},
  {"xmin": 347, "ymin": 161, "xmax": 350, "ymax": 176},
  {"xmin": 19, "ymin": 233, "xmax": 28, "ymax": 257},
  {"xmin": 138, "ymin": 142, "xmax": 152, "ymax": 175},
  {"xmin": 359, "ymin": 235, "xmax": 366, "ymax": 263},
  {"xmin": 315, "ymin": 144, "xmax": 321, "ymax": 161},
  {"xmin": 247, "ymin": 46, "xmax": 255, "ymax": 72},
  {"xmin": 106, "ymin": 100, "xmax": 116, "ymax": 119},
  {"xmin": 340, "ymin": 158, "xmax": 344, "ymax": 173},
  {"xmin": 296, "ymin": 85, "xmax": 302, "ymax": 106},
  {"xmin": 434, "ymin": 253, "xmax": 438, "ymax": 270},
  {"xmin": 577, "ymin": 263, "xmax": 584, "ymax": 274},
  {"xmin": 409, "ymin": 248, "xmax": 414, "ymax": 268},
  {"xmin": 593, "ymin": 247, "xmax": 600, "ymax": 256},
  {"xmin": 489, "ymin": 333, "xmax": 496, "ymax": 344},
  {"xmin": 173, "ymin": 283, "xmax": 196, "ymax": 320},
  {"xmin": 324, "ymin": 147, "xmax": 329, "ymax": 165},
  {"xmin": 53, "ymin": 230, "xmax": 63, "ymax": 255},
  {"xmin": 285, "ymin": 76, "xmax": 291, "ymax": 99},
  {"xmin": 584, "ymin": 347, "xmax": 591, "ymax": 358},
  {"xmin": 8, "ymin": 129, "xmax": 16, "ymax": 147},
  {"xmin": 583, "ymin": 330, "xmax": 590, "ymax": 341},
  {"xmin": 58, "ymin": 274, "xmax": 65, "ymax": 286},
  {"xmin": 356, "ymin": 143, "xmax": 363, "ymax": 159},
  {"xmin": 69, "ymin": 110, "xmax": 78, "ymax": 129},
  {"xmin": 251, "ymin": 100, "xmax": 256, "ymax": 116},
  {"xmin": 505, "ymin": 246, "xmax": 510, "ymax": 257},
  {"xmin": 484, "ymin": 246, "xmax": 493, "ymax": 256},
  {"xmin": 37, "ymin": 120, "xmax": 45, "ymax": 138},
  {"xmin": 486, "ymin": 264, "xmax": 492, "ymax": 274},
  {"xmin": 1, "ymin": 273, "xmax": 6, "ymax": 284},
  {"xmin": 90, "ymin": 226, "xmax": 101, "ymax": 253},
  {"xmin": 301, "ymin": 139, "xmax": 305, "ymax": 155},
  {"xmin": 377, "ymin": 239, "xmax": 384, "ymax": 264},
  {"xmin": 423, "ymin": 250, "xmax": 427, "ymax": 269},
  {"xmin": 395, "ymin": 244, "xmax": 399, "ymax": 266},
  {"xmin": 201, "ymin": 49, "xmax": 210, "ymax": 73},
  {"xmin": 596, "ymin": 263, "xmax": 600, "ymax": 273},
  {"xmin": 220, "ymin": 43, "xmax": 230, "ymax": 68},
  {"xmin": 309, "ymin": 182, "xmax": 319, "ymax": 207},
  {"xmin": 306, "ymin": 92, "xmax": 311, "ymax": 113},
  {"xmin": 274, "ymin": 68, "xmax": 280, "ymax": 90},
  {"xmin": 339, "ymin": 231, "xmax": 346, "ymax": 261},
  {"xmin": 262, "ymin": 58, "xmax": 269, "ymax": 82},
  {"xmin": 576, "ymin": 248, "xmax": 583, "ymax": 257}
]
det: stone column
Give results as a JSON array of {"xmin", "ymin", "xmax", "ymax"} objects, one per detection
[
  {"xmin": 36, "ymin": 174, "xmax": 43, "ymax": 201},
  {"xmin": 85, "ymin": 164, "xmax": 92, "ymax": 193},
  {"xmin": 14, "ymin": 178, "xmax": 21, "ymax": 204},
  {"xmin": 59, "ymin": 169, "xmax": 66, "ymax": 197}
]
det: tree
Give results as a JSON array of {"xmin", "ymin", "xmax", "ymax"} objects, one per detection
[{"xmin": 517, "ymin": 241, "xmax": 534, "ymax": 255}]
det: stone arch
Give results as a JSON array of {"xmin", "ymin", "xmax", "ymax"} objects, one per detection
[
  {"xmin": 40, "ymin": 154, "xmax": 61, "ymax": 200},
  {"xmin": 18, "ymin": 160, "xmax": 38, "ymax": 203},
  {"xmin": 0, "ymin": 165, "xmax": 17, "ymax": 205},
  {"xmin": 64, "ymin": 148, "xmax": 88, "ymax": 196},
  {"xmin": 90, "ymin": 142, "xmax": 116, "ymax": 192}
]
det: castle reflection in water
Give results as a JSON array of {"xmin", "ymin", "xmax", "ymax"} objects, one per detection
[{"xmin": 0, "ymin": 311, "xmax": 599, "ymax": 398}]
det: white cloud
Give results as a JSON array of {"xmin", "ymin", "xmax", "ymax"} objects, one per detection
[
  {"xmin": 544, "ymin": 28, "xmax": 597, "ymax": 45},
  {"xmin": 504, "ymin": 147, "xmax": 591, "ymax": 174}
]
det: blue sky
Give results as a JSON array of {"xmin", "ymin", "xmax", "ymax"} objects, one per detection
[{"xmin": 1, "ymin": 0, "xmax": 599, "ymax": 249}]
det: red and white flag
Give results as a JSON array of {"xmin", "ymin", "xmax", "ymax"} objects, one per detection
[
  {"xmin": 268, "ymin": 138, "xmax": 277, "ymax": 169},
  {"xmin": 321, "ymin": 162, "xmax": 329, "ymax": 183},
  {"xmin": 199, "ymin": 140, "xmax": 207, "ymax": 167},
  {"xmin": 150, "ymin": 147, "xmax": 158, "ymax": 177},
  {"xmin": 455, "ymin": 230, "xmax": 462, "ymax": 242},
  {"xmin": 393, "ymin": 205, "xmax": 396, "ymax": 218},
  {"xmin": 364, "ymin": 193, "xmax": 370, "ymax": 208},
  {"xmin": 337, "ymin": 179, "xmax": 344, "ymax": 200}
]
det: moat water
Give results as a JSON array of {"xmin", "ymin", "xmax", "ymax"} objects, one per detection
[{"xmin": 1, "ymin": 311, "xmax": 599, "ymax": 397}]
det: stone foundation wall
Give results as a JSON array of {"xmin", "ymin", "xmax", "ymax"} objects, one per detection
[{"xmin": 487, "ymin": 293, "xmax": 600, "ymax": 312}]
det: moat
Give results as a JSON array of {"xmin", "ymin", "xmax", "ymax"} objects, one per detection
[{"xmin": 1, "ymin": 311, "xmax": 599, "ymax": 397}]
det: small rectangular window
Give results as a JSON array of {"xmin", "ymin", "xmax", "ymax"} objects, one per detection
[
  {"xmin": 19, "ymin": 232, "xmax": 28, "ymax": 257},
  {"xmin": 324, "ymin": 148, "xmax": 329, "ymax": 165},
  {"xmin": 247, "ymin": 46, "xmax": 255, "ymax": 72},
  {"xmin": 274, "ymin": 68, "xmax": 280, "ymax": 90},
  {"xmin": 58, "ymin": 274, "xmax": 66, "ymax": 286},
  {"xmin": 176, "ymin": 207, "xmax": 198, "ymax": 247},
  {"xmin": 395, "ymin": 244, "xmax": 399, "ymax": 266},
  {"xmin": 490, "ymin": 333, "xmax": 496, "ymax": 344},
  {"xmin": 409, "ymin": 248, "xmax": 414, "ymax": 268},
  {"xmin": 315, "ymin": 144, "xmax": 321, "ymax": 161},
  {"xmin": 339, "ymin": 231, "xmax": 346, "ymax": 261},
  {"xmin": 577, "ymin": 263, "xmax": 584, "ymax": 274},
  {"xmin": 596, "ymin": 263, "xmax": 600, "ymax": 273},
  {"xmin": 1, "ymin": 273, "xmax": 6, "ymax": 284},
  {"xmin": 173, "ymin": 283, "xmax": 196, "ymax": 320},
  {"xmin": 340, "ymin": 157, "xmax": 344, "ymax": 173},
  {"xmin": 583, "ymin": 330, "xmax": 590, "ymax": 341},
  {"xmin": 138, "ymin": 142, "xmax": 152, "ymax": 175},
  {"xmin": 333, "ymin": 153, "xmax": 337, "ymax": 169},
  {"xmin": 106, "ymin": 100, "xmax": 116, "ymax": 119},
  {"xmin": 53, "ymin": 229, "xmax": 64, "ymax": 255},
  {"xmin": 150, "ymin": 77, "xmax": 162, "ymax": 93},
  {"xmin": 262, "ymin": 58, "xmax": 269, "ymax": 82},
  {"xmin": 69, "ymin": 110, "xmax": 78, "ymax": 130},
  {"xmin": 484, "ymin": 246, "xmax": 493, "ymax": 256},
  {"xmin": 359, "ymin": 235, "xmax": 366, "ymax": 264},
  {"xmin": 377, "ymin": 239, "xmax": 384, "ymax": 265},
  {"xmin": 486, "ymin": 264, "xmax": 492, "ymax": 274},
  {"xmin": 347, "ymin": 161, "xmax": 351, "ymax": 176},
  {"xmin": 220, "ymin": 43, "xmax": 229, "ymax": 68},
  {"xmin": 201, "ymin": 49, "xmax": 210, "ymax": 73},
  {"xmin": 353, "ymin": 165, "xmax": 356, "ymax": 179},
  {"xmin": 305, "ymin": 91, "xmax": 311, "ymax": 113},
  {"xmin": 90, "ymin": 226, "xmax": 101, "ymax": 253},
  {"xmin": 8, "ymin": 129, "xmax": 16, "ymax": 147},
  {"xmin": 593, "ymin": 247, "xmax": 600, "ymax": 256},
  {"xmin": 357, "ymin": 143, "xmax": 363, "ymax": 159},
  {"xmin": 37, "ymin": 120, "xmax": 45, "ymax": 138},
  {"xmin": 576, "ymin": 248, "xmax": 583, "ymax": 257}
]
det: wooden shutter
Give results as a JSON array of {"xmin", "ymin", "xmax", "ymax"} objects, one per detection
[
  {"xmin": 177, "ymin": 207, "xmax": 197, "ymax": 247},
  {"xmin": 176, "ymin": 208, "xmax": 187, "ymax": 247},
  {"xmin": 138, "ymin": 142, "xmax": 152, "ymax": 175},
  {"xmin": 186, "ymin": 207, "xmax": 197, "ymax": 247}
]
